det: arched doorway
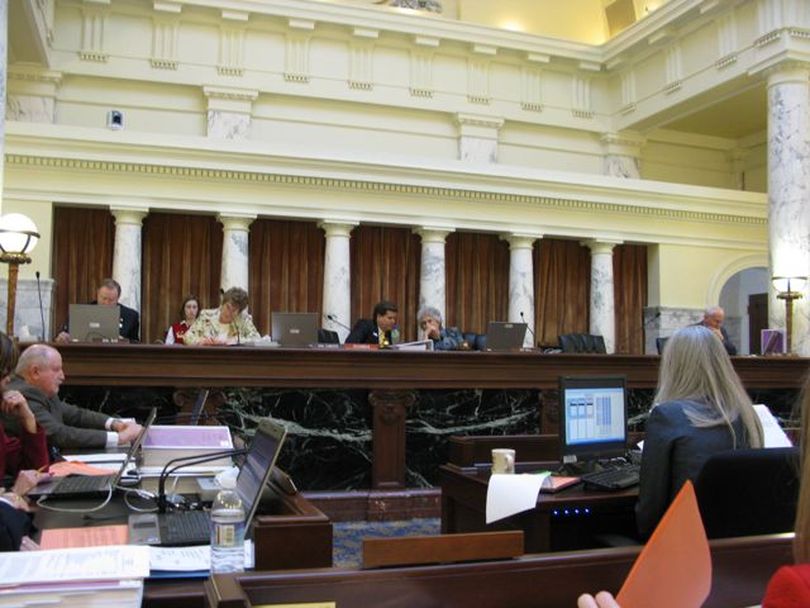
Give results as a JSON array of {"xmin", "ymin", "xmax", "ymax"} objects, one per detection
[{"xmin": 719, "ymin": 267, "xmax": 769, "ymax": 355}]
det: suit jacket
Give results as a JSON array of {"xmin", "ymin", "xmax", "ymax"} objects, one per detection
[
  {"xmin": 635, "ymin": 399, "xmax": 751, "ymax": 538},
  {"xmin": 62, "ymin": 301, "xmax": 140, "ymax": 342},
  {"xmin": 692, "ymin": 321, "xmax": 737, "ymax": 355},
  {"xmin": 763, "ymin": 564, "xmax": 810, "ymax": 608},
  {"xmin": 7, "ymin": 377, "xmax": 111, "ymax": 449},
  {"xmin": 0, "ymin": 501, "xmax": 32, "ymax": 551},
  {"xmin": 346, "ymin": 319, "xmax": 396, "ymax": 346}
]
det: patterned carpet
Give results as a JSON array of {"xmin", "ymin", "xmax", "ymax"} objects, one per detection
[{"xmin": 332, "ymin": 518, "xmax": 441, "ymax": 568}]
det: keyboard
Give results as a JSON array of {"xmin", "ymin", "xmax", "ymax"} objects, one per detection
[
  {"xmin": 581, "ymin": 464, "xmax": 640, "ymax": 491},
  {"xmin": 42, "ymin": 474, "xmax": 113, "ymax": 498},
  {"xmin": 160, "ymin": 511, "xmax": 211, "ymax": 546}
]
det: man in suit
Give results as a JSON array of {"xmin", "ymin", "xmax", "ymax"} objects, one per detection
[
  {"xmin": 6, "ymin": 344, "xmax": 142, "ymax": 450},
  {"xmin": 346, "ymin": 300, "xmax": 399, "ymax": 347},
  {"xmin": 55, "ymin": 278, "xmax": 140, "ymax": 343},
  {"xmin": 695, "ymin": 306, "xmax": 737, "ymax": 355}
]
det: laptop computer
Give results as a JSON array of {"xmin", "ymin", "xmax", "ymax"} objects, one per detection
[
  {"xmin": 271, "ymin": 312, "xmax": 318, "ymax": 347},
  {"xmin": 484, "ymin": 322, "xmax": 528, "ymax": 351},
  {"xmin": 69, "ymin": 304, "xmax": 121, "ymax": 342},
  {"xmin": 129, "ymin": 417, "xmax": 288, "ymax": 546},
  {"xmin": 33, "ymin": 407, "xmax": 157, "ymax": 499}
]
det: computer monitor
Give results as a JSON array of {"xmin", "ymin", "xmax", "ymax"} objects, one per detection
[
  {"xmin": 271, "ymin": 312, "xmax": 319, "ymax": 347},
  {"xmin": 69, "ymin": 304, "xmax": 121, "ymax": 342},
  {"xmin": 559, "ymin": 376, "xmax": 627, "ymax": 463},
  {"xmin": 484, "ymin": 322, "xmax": 527, "ymax": 351},
  {"xmin": 236, "ymin": 418, "xmax": 288, "ymax": 525}
]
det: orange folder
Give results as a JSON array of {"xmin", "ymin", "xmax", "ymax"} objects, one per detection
[{"xmin": 616, "ymin": 480, "xmax": 711, "ymax": 608}]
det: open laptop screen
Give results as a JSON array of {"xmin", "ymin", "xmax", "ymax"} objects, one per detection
[
  {"xmin": 484, "ymin": 322, "xmax": 527, "ymax": 351},
  {"xmin": 69, "ymin": 304, "xmax": 121, "ymax": 342},
  {"xmin": 271, "ymin": 312, "xmax": 318, "ymax": 347},
  {"xmin": 559, "ymin": 376, "xmax": 627, "ymax": 463},
  {"xmin": 236, "ymin": 418, "xmax": 287, "ymax": 524}
]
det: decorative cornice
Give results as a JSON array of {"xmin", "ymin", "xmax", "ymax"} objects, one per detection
[
  {"xmin": 8, "ymin": 68, "xmax": 63, "ymax": 85},
  {"xmin": 5, "ymin": 153, "xmax": 766, "ymax": 227}
]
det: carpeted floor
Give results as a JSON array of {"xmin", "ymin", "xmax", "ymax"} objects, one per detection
[{"xmin": 332, "ymin": 518, "xmax": 441, "ymax": 568}]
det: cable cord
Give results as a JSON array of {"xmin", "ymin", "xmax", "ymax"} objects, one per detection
[{"xmin": 35, "ymin": 486, "xmax": 114, "ymax": 513}]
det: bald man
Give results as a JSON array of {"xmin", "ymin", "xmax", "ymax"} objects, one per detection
[
  {"xmin": 695, "ymin": 306, "xmax": 737, "ymax": 356},
  {"xmin": 5, "ymin": 345, "xmax": 142, "ymax": 449}
]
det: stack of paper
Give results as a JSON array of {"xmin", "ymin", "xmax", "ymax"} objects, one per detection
[
  {"xmin": 142, "ymin": 425, "xmax": 234, "ymax": 467},
  {"xmin": 0, "ymin": 545, "xmax": 149, "ymax": 608}
]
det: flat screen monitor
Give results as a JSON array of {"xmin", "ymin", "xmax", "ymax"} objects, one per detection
[
  {"xmin": 559, "ymin": 376, "xmax": 627, "ymax": 463},
  {"xmin": 236, "ymin": 418, "xmax": 288, "ymax": 525},
  {"xmin": 485, "ymin": 322, "xmax": 527, "ymax": 351}
]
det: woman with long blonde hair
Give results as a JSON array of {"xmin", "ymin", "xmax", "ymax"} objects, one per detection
[{"xmin": 635, "ymin": 325, "xmax": 763, "ymax": 538}]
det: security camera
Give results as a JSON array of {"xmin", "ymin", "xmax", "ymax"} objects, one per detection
[{"xmin": 107, "ymin": 110, "xmax": 124, "ymax": 130}]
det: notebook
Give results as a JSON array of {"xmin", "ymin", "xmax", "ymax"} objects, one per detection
[
  {"xmin": 129, "ymin": 417, "xmax": 288, "ymax": 546},
  {"xmin": 69, "ymin": 304, "xmax": 122, "ymax": 342},
  {"xmin": 33, "ymin": 408, "xmax": 156, "ymax": 499},
  {"xmin": 271, "ymin": 312, "xmax": 319, "ymax": 347},
  {"xmin": 484, "ymin": 322, "xmax": 528, "ymax": 351}
]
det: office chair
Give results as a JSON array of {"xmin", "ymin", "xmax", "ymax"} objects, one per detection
[
  {"xmin": 588, "ymin": 334, "xmax": 607, "ymax": 353},
  {"xmin": 693, "ymin": 447, "xmax": 799, "ymax": 539},
  {"xmin": 318, "ymin": 328, "xmax": 340, "ymax": 344},
  {"xmin": 656, "ymin": 337, "xmax": 669, "ymax": 355},
  {"xmin": 558, "ymin": 334, "xmax": 579, "ymax": 353}
]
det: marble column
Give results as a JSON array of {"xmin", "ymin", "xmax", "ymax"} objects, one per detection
[
  {"xmin": 218, "ymin": 213, "xmax": 255, "ymax": 292},
  {"xmin": 601, "ymin": 132, "xmax": 644, "ymax": 179},
  {"xmin": 502, "ymin": 234, "xmax": 538, "ymax": 347},
  {"xmin": 584, "ymin": 239, "xmax": 620, "ymax": 353},
  {"xmin": 414, "ymin": 227, "xmax": 451, "ymax": 324},
  {"xmin": 320, "ymin": 221, "xmax": 356, "ymax": 342},
  {"xmin": 110, "ymin": 207, "xmax": 148, "ymax": 312},
  {"xmin": 0, "ymin": 0, "xmax": 7, "ymax": 196},
  {"xmin": 766, "ymin": 64, "xmax": 810, "ymax": 354}
]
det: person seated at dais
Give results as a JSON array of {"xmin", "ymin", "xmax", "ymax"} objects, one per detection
[
  {"xmin": 8, "ymin": 344, "xmax": 143, "ymax": 450},
  {"xmin": 165, "ymin": 295, "xmax": 200, "ymax": 345},
  {"xmin": 417, "ymin": 306, "xmax": 466, "ymax": 351},
  {"xmin": 635, "ymin": 325, "xmax": 763, "ymax": 539},
  {"xmin": 55, "ymin": 278, "xmax": 140, "ymax": 343},
  {"xmin": 346, "ymin": 300, "xmax": 400, "ymax": 347},
  {"xmin": 692, "ymin": 305, "xmax": 736, "ymax": 355},
  {"xmin": 183, "ymin": 287, "xmax": 260, "ymax": 346}
]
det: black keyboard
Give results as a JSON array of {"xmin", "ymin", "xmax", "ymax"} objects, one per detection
[
  {"xmin": 581, "ymin": 464, "xmax": 640, "ymax": 491},
  {"xmin": 47, "ymin": 474, "xmax": 113, "ymax": 497},
  {"xmin": 160, "ymin": 511, "xmax": 211, "ymax": 546}
]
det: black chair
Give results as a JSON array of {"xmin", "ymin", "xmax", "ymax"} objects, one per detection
[
  {"xmin": 558, "ymin": 334, "xmax": 579, "ymax": 353},
  {"xmin": 317, "ymin": 329, "xmax": 340, "ymax": 344},
  {"xmin": 586, "ymin": 334, "xmax": 607, "ymax": 353},
  {"xmin": 656, "ymin": 337, "xmax": 669, "ymax": 355},
  {"xmin": 694, "ymin": 447, "xmax": 799, "ymax": 539}
]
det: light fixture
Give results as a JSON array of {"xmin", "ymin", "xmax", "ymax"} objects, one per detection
[
  {"xmin": 772, "ymin": 275, "xmax": 807, "ymax": 355},
  {"xmin": 0, "ymin": 213, "xmax": 40, "ymax": 337}
]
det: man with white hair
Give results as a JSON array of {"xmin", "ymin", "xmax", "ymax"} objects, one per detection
[
  {"xmin": 417, "ymin": 306, "xmax": 466, "ymax": 351},
  {"xmin": 696, "ymin": 306, "xmax": 737, "ymax": 355},
  {"xmin": 7, "ymin": 344, "xmax": 142, "ymax": 449}
]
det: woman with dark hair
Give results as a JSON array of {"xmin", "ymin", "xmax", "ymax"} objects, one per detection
[
  {"xmin": 0, "ymin": 332, "xmax": 50, "ymax": 551},
  {"xmin": 165, "ymin": 295, "xmax": 200, "ymax": 345}
]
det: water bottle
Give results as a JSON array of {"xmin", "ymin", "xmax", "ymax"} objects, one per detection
[{"xmin": 210, "ymin": 478, "xmax": 246, "ymax": 573}]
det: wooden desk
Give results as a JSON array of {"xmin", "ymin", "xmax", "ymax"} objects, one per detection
[
  {"xmin": 201, "ymin": 533, "xmax": 794, "ymax": 608},
  {"xmin": 439, "ymin": 463, "xmax": 638, "ymax": 553}
]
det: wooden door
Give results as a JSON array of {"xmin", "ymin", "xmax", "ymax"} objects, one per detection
[{"xmin": 749, "ymin": 293, "xmax": 768, "ymax": 355}]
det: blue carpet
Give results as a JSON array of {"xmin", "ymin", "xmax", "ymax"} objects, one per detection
[{"xmin": 333, "ymin": 518, "xmax": 441, "ymax": 568}]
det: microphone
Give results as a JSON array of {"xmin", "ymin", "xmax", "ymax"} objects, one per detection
[
  {"xmin": 325, "ymin": 313, "xmax": 352, "ymax": 332},
  {"xmin": 520, "ymin": 311, "xmax": 536, "ymax": 346},
  {"xmin": 157, "ymin": 448, "xmax": 248, "ymax": 513},
  {"xmin": 35, "ymin": 271, "xmax": 46, "ymax": 341}
]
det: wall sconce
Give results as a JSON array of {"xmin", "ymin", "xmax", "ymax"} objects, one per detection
[
  {"xmin": 0, "ymin": 214, "xmax": 40, "ymax": 337},
  {"xmin": 772, "ymin": 275, "xmax": 808, "ymax": 354}
]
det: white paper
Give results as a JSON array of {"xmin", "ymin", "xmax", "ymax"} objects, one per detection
[
  {"xmin": 485, "ymin": 473, "xmax": 549, "ymax": 524},
  {"xmin": 148, "ymin": 540, "xmax": 254, "ymax": 571},
  {"xmin": 65, "ymin": 453, "xmax": 128, "ymax": 464},
  {"xmin": 0, "ymin": 545, "xmax": 149, "ymax": 586},
  {"xmin": 753, "ymin": 404, "xmax": 793, "ymax": 448}
]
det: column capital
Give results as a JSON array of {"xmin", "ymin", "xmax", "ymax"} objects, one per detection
[
  {"xmin": 764, "ymin": 61, "xmax": 810, "ymax": 87},
  {"xmin": 110, "ymin": 206, "xmax": 149, "ymax": 226},
  {"xmin": 500, "ymin": 233, "xmax": 541, "ymax": 250},
  {"xmin": 455, "ymin": 113, "xmax": 504, "ymax": 138},
  {"xmin": 203, "ymin": 85, "xmax": 259, "ymax": 113},
  {"xmin": 600, "ymin": 130, "xmax": 645, "ymax": 156},
  {"xmin": 318, "ymin": 220, "xmax": 358, "ymax": 238},
  {"xmin": 217, "ymin": 213, "xmax": 256, "ymax": 231},
  {"xmin": 582, "ymin": 239, "xmax": 622, "ymax": 255},
  {"xmin": 413, "ymin": 227, "xmax": 453, "ymax": 244}
]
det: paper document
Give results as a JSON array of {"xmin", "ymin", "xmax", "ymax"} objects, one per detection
[
  {"xmin": 149, "ymin": 540, "xmax": 254, "ymax": 571},
  {"xmin": 63, "ymin": 453, "xmax": 128, "ymax": 463},
  {"xmin": 617, "ymin": 481, "xmax": 711, "ymax": 608},
  {"xmin": 753, "ymin": 404, "xmax": 793, "ymax": 448},
  {"xmin": 485, "ymin": 473, "xmax": 549, "ymax": 524},
  {"xmin": 40, "ymin": 525, "xmax": 129, "ymax": 549},
  {"xmin": 0, "ymin": 545, "xmax": 149, "ymax": 586},
  {"xmin": 49, "ymin": 460, "xmax": 117, "ymax": 477}
]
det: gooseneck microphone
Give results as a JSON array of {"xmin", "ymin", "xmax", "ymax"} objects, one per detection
[
  {"xmin": 520, "ymin": 311, "xmax": 536, "ymax": 346},
  {"xmin": 157, "ymin": 448, "xmax": 248, "ymax": 513},
  {"xmin": 35, "ymin": 271, "xmax": 47, "ymax": 341},
  {"xmin": 325, "ymin": 313, "xmax": 352, "ymax": 332}
]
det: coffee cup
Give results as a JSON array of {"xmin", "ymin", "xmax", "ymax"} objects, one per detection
[{"xmin": 491, "ymin": 448, "xmax": 516, "ymax": 474}]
